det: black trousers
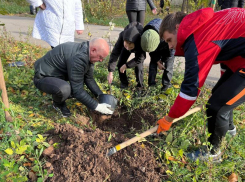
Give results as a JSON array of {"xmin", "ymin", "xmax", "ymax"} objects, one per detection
[
  {"xmin": 117, "ymin": 48, "xmax": 144, "ymax": 88},
  {"xmin": 34, "ymin": 77, "xmax": 71, "ymax": 104},
  {"xmin": 148, "ymin": 49, "xmax": 175, "ymax": 87},
  {"xmin": 207, "ymin": 68, "xmax": 245, "ymax": 149},
  {"xmin": 126, "ymin": 10, "xmax": 145, "ymax": 25}
]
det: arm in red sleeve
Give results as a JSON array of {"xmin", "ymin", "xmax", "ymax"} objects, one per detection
[{"xmin": 169, "ymin": 35, "xmax": 221, "ymax": 118}]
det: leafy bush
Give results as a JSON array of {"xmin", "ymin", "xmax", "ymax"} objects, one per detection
[{"xmin": 0, "ymin": 1, "xmax": 29, "ymax": 14}]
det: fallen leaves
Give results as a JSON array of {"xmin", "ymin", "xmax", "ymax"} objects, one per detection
[
  {"xmin": 28, "ymin": 170, "xmax": 37, "ymax": 182},
  {"xmin": 228, "ymin": 173, "xmax": 238, "ymax": 182}
]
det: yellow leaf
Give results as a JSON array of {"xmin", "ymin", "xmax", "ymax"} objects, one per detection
[
  {"xmin": 11, "ymin": 141, "xmax": 16, "ymax": 149},
  {"xmin": 5, "ymin": 148, "xmax": 14, "ymax": 155},
  {"xmin": 166, "ymin": 170, "xmax": 173, "ymax": 175},
  {"xmin": 37, "ymin": 134, "xmax": 43, "ymax": 140},
  {"xmin": 159, "ymin": 94, "xmax": 167, "ymax": 100},
  {"xmin": 140, "ymin": 143, "xmax": 145, "ymax": 148},
  {"xmin": 29, "ymin": 113, "xmax": 35, "ymax": 117},
  {"xmin": 19, "ymin": 166, "xmax": 25, "ymax": 171},
  {"xmin": 75, "ymin": 102, "xmax": 82, "ymax": 106},
  {"xmin": 173, "ymin": 85, "xmax": 180, "ymax": 89}
]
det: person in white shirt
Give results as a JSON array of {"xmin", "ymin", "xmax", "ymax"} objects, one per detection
[{"xmin": 26, "ymin": 0, "xmax": 84, "ymax": 49}]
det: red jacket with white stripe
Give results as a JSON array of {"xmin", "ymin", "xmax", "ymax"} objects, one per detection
[{"xmin": 168, "ymin": 8, "xmax": 245, "ymax": 118}]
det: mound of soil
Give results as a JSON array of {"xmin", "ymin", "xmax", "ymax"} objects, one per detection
[{"xmin": 44, "ymin": 123, "xmax": 166, "ymax": 182}]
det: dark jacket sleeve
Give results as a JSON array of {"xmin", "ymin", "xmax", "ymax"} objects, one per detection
[
  {"xmin": 67, "ymin": 54, "xmax": 98, "ymax": 110},
  {"xmin": 126, "ymin": 48, "xmax": 146, "ymax": 68},
  {"xmin": 146, "ymin": 0, "xmax": 156, "ymax": 10},
  {"xmin": 218, "ymin": 0, "xmax": 223, "ymax": 6},
  {"xmin": 108, "ymin": 31, "xmax": 124, "ymax": 72},
  {"xmin": 84, "ymin": 64, "xmax": 103, "ymax": 97},
  {"xmin": 238, "ymin": 0, "xmax": 245, "ymax": 7},
  {"xmin": 149, "ymin": 41, "xmax": 170, "ymax": 63}
]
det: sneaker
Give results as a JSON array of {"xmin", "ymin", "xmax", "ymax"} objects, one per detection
[
  {"xmin": 53, "ymin": 102, "xmax": 71, "ymax": 117},
  {"xmin": 186, "ymin": 146, "xmax": 222, "ymax": 163},
  {"xmin": 227, "ymin": 126, "xmax": 236, "ymax": 136},
  {"xmin": 206, "ymin": 123, "xmax": 237, "ymax": 136}
]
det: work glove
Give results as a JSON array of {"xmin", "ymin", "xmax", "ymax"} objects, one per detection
[
  {"xmin": 156, "ymin": 116, "xmax": 172, "ymax": 134},
  {"xmin": 95, "ymin": 103, "xmax": 113, "ymax": 115}
]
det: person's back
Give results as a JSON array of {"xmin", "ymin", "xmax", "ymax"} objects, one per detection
[
  {"xmin": 173, "ymin": 8, "xmax": 245, "ymax": 79},
  {"xmin": 34, "ymin": 42, "xmax": 88, "ymax": 80},
  {"xmin": 126, "ymin": 0, "xmax": 157, "ymax": 25}
]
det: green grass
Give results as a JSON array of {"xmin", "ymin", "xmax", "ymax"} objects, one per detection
[{"xmin": 0, "ymin": 1, "xmax": 29, "ymax": 15}]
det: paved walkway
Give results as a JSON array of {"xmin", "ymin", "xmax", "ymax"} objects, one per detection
[{"xmin": 0, "ymin": 15, "xmax": 220, "ymax": 86}]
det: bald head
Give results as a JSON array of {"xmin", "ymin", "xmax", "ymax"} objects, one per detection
[{"xmin": 89, "ymin": 38, "xmax": 110, "ymax": 63}]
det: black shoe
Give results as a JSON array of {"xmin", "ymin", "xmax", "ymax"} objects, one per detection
[
  {"xmin": 161, "ymin": 85, "xmax": 172, "ymax": 95},
  {"xmin": 161, "ymin": 85, "xmax": 171, "ymax": 92},
  {"xmin": 53, "ymin": 102, "xmax": 71, "ymax": 117},
  {"xmin": 120, "ymin": 83, "xmax": 128, "ymax": 89}
]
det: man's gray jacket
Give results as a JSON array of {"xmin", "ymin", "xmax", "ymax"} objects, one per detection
[{"xmin": 34, "ymin": 42, "xmax": 102, "ymax": 110}]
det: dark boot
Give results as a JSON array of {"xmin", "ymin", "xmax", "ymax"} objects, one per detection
[{"xmin": 53, "ymin": 101, "xmax": 71, "ymax": 117}]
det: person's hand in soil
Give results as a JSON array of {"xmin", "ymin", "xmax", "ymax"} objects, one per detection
[
  {"xmin": 39, "ymin": 3, "xmax": 46, "ymax": 10},
  {"xmin": 120, "ymin": 64, "xmax": 127, "ymax": 73},
  {"xmin": 107, "ymin": 72, "xmax": 113, "ymax": 84},
  {"xmin": 76, "ymin": 30, "xmax": 83, "ymax": 35},
  {"xmin": 156, "ymin": 115, "xmax": 174, "ymax": 134},
  {"xmin": 95, "ymin": 103, "xmax": 113, "ymax": 115}
]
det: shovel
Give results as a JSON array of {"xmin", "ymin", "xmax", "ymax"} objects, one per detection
[{"xmin": 106, "ymin": 105, "xmax": 203, "ymax": 157}]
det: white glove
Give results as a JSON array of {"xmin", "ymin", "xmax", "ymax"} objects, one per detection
[{"xmin": 95, "ymin": 103, "xmax": 113, "ymax": 115}]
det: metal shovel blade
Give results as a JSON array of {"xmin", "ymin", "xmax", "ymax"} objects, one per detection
[{"xmin": 106, "ymin": 147, "xmax": 117, "ymax": 157}]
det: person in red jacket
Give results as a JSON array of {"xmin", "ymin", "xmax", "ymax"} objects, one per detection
[{"xmin": 158, "ymin": 8, "xmax": 245, "ymax": 162}]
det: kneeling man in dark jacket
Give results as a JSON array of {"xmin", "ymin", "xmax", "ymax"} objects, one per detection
[{"xmin": 34, "ymin": 38, "xmax": 113, "ymax": 117}]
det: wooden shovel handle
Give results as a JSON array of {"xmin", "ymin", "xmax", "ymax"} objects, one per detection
[
  {"xmin": 0, "ymin": 58, "xmax": 12, "ymax": 122},
  {"xmin": 117, "ymin": 105, "xmax": 203, "ymax": 150}
]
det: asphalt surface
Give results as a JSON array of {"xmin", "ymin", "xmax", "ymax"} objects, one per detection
[{"xmin": 0, "ymin": 14, "xmax": 221, "ymax": 86}]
